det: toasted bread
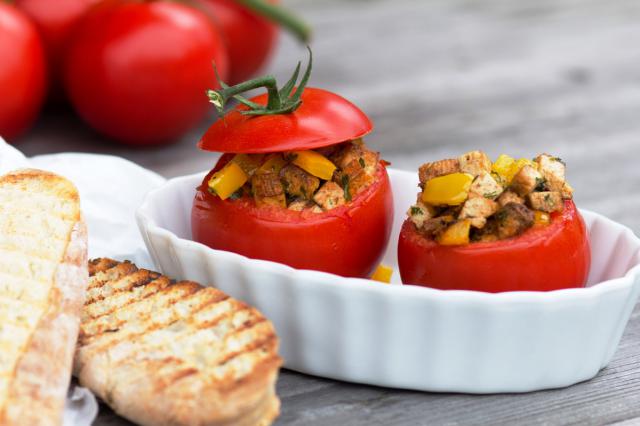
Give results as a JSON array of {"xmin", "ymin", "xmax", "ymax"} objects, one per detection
[
  {"xmin": 0, "ymin": 169, "xmax": 88, "ymax": 426},
  {"xmin": 75, "ymin": 259, "xmax": 282, "ymax": 426}
]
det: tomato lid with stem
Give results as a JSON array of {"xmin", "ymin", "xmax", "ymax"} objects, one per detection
[{"xmin": 198, "ymin": 48, "xmax": 373, "ymax": 154}]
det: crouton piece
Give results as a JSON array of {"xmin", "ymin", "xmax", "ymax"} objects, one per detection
[
  {"xmin": 288, "ymin": 199, "xmax": 311, "ymax": 211},
  {"xmin": 313, "ymin": 181, "xmax": 346, "ymax": 211},
  {"xmin": 459, "ymin": 197, "xmax": 498, "ymax": 228},
  {"xmin": 251, "ymin": 172, "xmax": 286, "ymax": 207},
  {"xmin": 407, "ymin": 201, "xmax": 435, "ymax": 229},
  {"xmin": 535, "ymin": 154, "xmax": 566, "ymax": 192},
  {"xmin": 494, "ymin": 202, "xmax": 535, "ymax": 239},
  {"xmin": 458, "ymin": 150, "xmax": 491, "ymax": 177},
  {"xmin": 527, "ymin": 191, "xmax": 564, "ymax": 213},
  {"xmin": 340, "ymin": 158, "xmax": 375, "ymax": 197},
  {"xmin": 310, "ymin": 205, "xmax": 324, "ymax": 213},
  {"xmin": 497, "ymin": 190, "xmax": 524, "ymax": 207},
  {"xmin": 330, "ymin": 142, "xmax": 365, "ymax": 169},
  {"xmin": 468, "ymin": 172, "xmax": 503, "ymax": 200},
  {"xmin": 418, "ymin": 159, "xmax": 460, "ymax": 186},
  {"xmin": 510, "ymin": 165, "xmax": 543, "ymax": 197},
  {"xmin": 280, "ymin": 164, "xmax": 320, "ymax": 199},
  {"xmin": 421, "ymin": 216, "xmax": 455, "ymax": 238}
]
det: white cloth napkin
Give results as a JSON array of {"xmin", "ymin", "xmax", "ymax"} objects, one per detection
[{"xmin": 0, "ymin": 138, "xmax": 167, "ymax": 425}]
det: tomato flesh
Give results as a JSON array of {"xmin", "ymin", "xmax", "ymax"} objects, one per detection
[
  {"xmin": 198, "ymin": 88, "xmax": 373, "ymax": 153},
  {"xmin": 397, "ymin": 200, "xmax": 591, "ymax": 292},
  {"xmin": 192, "ymin": 155, "xmax": 393, "ymax": 278}
]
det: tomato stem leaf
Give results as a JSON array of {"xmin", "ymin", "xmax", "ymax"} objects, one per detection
[{"xmin": 207, "ymin": 47, "xmax": 312, "ymax": 118}]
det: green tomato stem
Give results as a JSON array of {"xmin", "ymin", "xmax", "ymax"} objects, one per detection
[{"xmin": 236, "ymin": 0, "xmax": 311, "ymax": 43}]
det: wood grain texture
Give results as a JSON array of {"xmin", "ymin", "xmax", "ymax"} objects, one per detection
[{"xmin": 16, "ymin": 0, "xmax": 640, "ymax": 424}]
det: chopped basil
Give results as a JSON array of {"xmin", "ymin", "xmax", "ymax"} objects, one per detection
[
  {"xmin": 410, "ymin": 206, "xmax": 423, "ymax": 215},
  {"xmin": 342, "ymin": 175, "xmax": 351, "ymax": 201},
  {"xmin": 483, "ymin": 191, "xmax": 498, "ymax": 199},
  {"xmin": 358, "ymin": 157, "xmax": 366, "ymax": 168}
]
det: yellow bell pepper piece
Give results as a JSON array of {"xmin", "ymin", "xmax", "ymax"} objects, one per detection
[
  {"xmin": 208, "ymin": 161, "xmax": 248, "ymax": 200},
  {"xmin": 371, "ymin": 264, "xmax": 393, "ymax": 283},
  {"xmin": 232, "ymin": 153, "xmax": 264, "ymax": 176},
  {"xmin": 291, "ymin": 150, "xmax": 337, "ymax": 180},
  {"xmin": 534, "ymin": 210, "xmax": 551, "ymax": 226},
  {"xmin": 437, "ymin": 219, "xmax": 472, "ymax": 246},
  {"xmin": 492, "ymin": 155, "xmax": 537, "ymax": 185},
  {"xmin": 421, "ymin": 173, "xmax": 473, "ymax": 206},
  {"xmin": 258, "ymin": 153, "xmax": 287, "ymax": 174}
]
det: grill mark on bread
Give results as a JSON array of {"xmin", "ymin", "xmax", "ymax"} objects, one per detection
[{"xmin": 75, "ymin": 259, "xmax": 282, "ymax": 426}]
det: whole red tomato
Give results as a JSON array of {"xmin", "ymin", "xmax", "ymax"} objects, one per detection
[
  {"xmin": 64, "ymin": 0, "xmax": 229, "ymax": 145},
  {"xmin": 200, "ymin": 0, "xmax": 278, "ymax": 85},
  {"xmin": 15, "ymin": 0, "xmax": 97, "ymax": 100},
  {"xmin": 397, "ymin": 200, "xmax": 591, "ymax": 292},
  {"xmin": 0, "ymin": 3, "xmax": 47, "ymax": 141},
  {"xmin": 193, "ymin": 155, "xmax": 393, "ymax": 277}
]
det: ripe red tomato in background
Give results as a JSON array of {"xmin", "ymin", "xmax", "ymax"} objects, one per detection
[
  {"xmin": 397, "ymin": 200, "xmax": 591, "ymax": 292},
  {"xmin": 193, "ymin": 155, "xmax": 394, "ymax": 278},
  {"xmin": 15, "ymin": 0, "xmax": 97, "ymax": 100},
  {"xmin": 64, "ymin": 0, "xmax": 229, "ymax": 145},
  {"xmin": 199, "ymin": 0, "xmax": 279, "ymax": 84},
  {"xmin": 0, "ymin": 3, "xmax": 47, "ymax": 141}
]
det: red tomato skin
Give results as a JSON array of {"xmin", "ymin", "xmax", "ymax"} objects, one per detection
[
  {"xmin": 199, "ymin": 88, "xmax": 373, "ymax": 153},
  {"xmin": 15, "ymin": 0, "xmax": 97, "ymax": 99},
  {"xmin": 64, "ymin": 0, "xmax": 229, "ymax": 145},
  {"xmin": 192, "ymin": 156, "xmax": 394, "ymax": 278},
  {"xmin": 0, "ymin": 3, "xmax": 47, "ymax": 141},
  {"xmin": 199, "ymin": 0, "xmax": 278, "ymax": 84},
  {"xmin": 397, "ymin": 200, "xmax": 591, "ymax": 292}
]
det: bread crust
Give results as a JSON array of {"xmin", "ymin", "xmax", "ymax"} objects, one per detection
[{"xmin": 0, "ymin": 169, "xmax": 88, "ymax": 426}]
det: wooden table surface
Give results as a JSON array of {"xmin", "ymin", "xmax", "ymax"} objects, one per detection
[{"xmin": 18, "ymin": 0, "xmax": 640, "ymax": 424}]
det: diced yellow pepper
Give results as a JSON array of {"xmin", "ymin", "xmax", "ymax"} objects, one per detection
[
  {"xmin": 208, "ymin": 161, "xmax": 248, "ymax": 200},
  {"xmin": 534, "ymin": 210, "xmax": 551, "ymax": 226},
  {"xmin": 291, "ymin": 150, "xmax": 337, "ymax": 180},
  {"xmin": 421, "ymin": 173, "xmax": 473, "ymax": 206},
  {"xmin": 492, "ymin": 155, "xmax": 537, "ymax": 185},
  {"xmin": 437, "ymin": 219, "xmax": 472, "ymax": 246},
  {"xmin": 371, "ymin": 264, "xmax": 393, "ymax": 283},
  {"xmin": 258, "ymin": 153, "xmax": 287, "ymax": 174},
  {"xmin": 232, "ymin": 153, "xmax": 265, "ymax": 176}
]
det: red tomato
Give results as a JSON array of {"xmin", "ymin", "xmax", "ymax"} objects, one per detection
[
  {"xmin": 192, "ymin": 154, "xmax": 394, "ymax": 277},
  {"xmin": 199, "ymin": 88, "xmax": 373, "ymax": 153},
  {"xmin": 397, "ymin": 200, "xmax": 591, "ymax": 292},
  {"xmin": 15, "ymin": 0, "xmax": 97, "ymax": 99},
  {"xmin": 64, "ymin": 0, "xmax": 229, "ymax": 145},
  {"xmin": 199, "ymin": 0, "xmax": 278, "ymax": 84},
  {"xmin": 0, "ymin": 3, "xmax": 46, "ymax": 141}
]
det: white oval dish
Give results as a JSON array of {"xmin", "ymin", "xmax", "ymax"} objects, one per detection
[{"xmin": 136, "ymin": 168, "xmax": 640, "ymax": 393}]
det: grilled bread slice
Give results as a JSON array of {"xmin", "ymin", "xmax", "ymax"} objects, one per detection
[
  {"xmin": 0, "ymin": 169, "xmax": 88, "ymax": 426},
  {"xmin": 75, "ymin": 259, "xmax": 282, "ymax": 426}
]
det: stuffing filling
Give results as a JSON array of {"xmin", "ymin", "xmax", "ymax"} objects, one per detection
[
  {"xmin": 207, "ymin": 139, "xmax": 382, "ymax": 212},
  {"xmin": 407, "ymin": 151, "xmax": 574, "ymax": 245}
]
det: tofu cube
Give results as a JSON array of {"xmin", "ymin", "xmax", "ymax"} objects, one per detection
[
  {"xmin": 418, "ymin": 159, "xmax": 460, "ymax": 186},
  {"xmin": 459, "ymin": 197, "xmax": 498, "ymax": 228},
  {"xmin": 497, "ymin": 190, "xmax": 524, "ymax": 207},
  {"xmin": 313, "ymin": 181, "xmax": 346, "ymax": 211},
  {"xmin": 468, "ymin": 172, "xmax": 503, "ymax": 200},
  {"xmin": 527, "ymin": 191, "xmax": 564, "ymax": 213},
  {"xmin": 458, "ymin": 150, "xmax": 492, "ymax": 177},
  {"xmin": 535, "ymin": 154, "xmax": 566, "ymax": 192},
  {"xmin": 510, "ymin": 165, "xmax": 543, "ymax": 197}
]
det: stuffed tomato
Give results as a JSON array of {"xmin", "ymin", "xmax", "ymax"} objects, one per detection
[
  {"xmin": 398, "ymin": 151, "xmax": 590, "ymax": 292},
  {"xmin": 192, "ymin": 53, "xmax": 393, "ymax": 277}
]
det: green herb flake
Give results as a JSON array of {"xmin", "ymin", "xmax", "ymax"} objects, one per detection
[
  {"xmin": 342, "ymin": 175, "xmax": 352, "ymax": 201},
  {"xmin": 410, "ymin": 206, "xmax": 423, "ymax": 216},
  {"xmin": 228, "ymin": 188, "xmax": 244, "ymax": 200},
  {"xmin": 483, "ymin": 191, "xmax": 498, "ymax": 199},
  {"xmin": 358, "ymin": 157, "xmax": 366, "ymax": 168},
  {"xmin": 535, "ymin": 177, "xmax": 547, "ymax": 191}
]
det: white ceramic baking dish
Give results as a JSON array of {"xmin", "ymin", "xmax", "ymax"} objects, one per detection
[{"xmin": 136, "ymin": 168, "xmax": 640, "ymax": 393}]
